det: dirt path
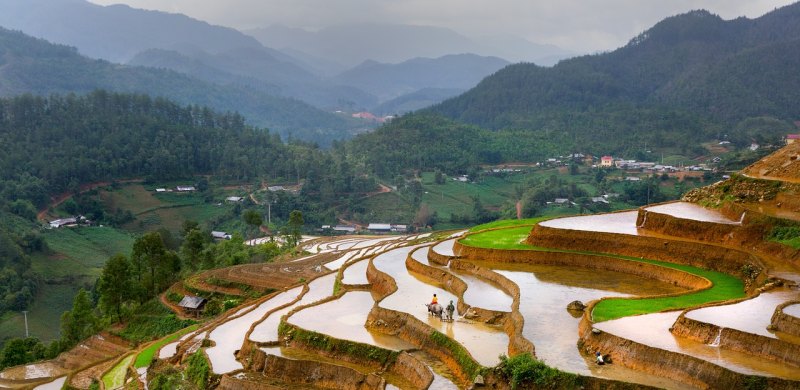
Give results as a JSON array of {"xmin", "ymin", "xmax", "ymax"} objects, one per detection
[{"xmin": 37, "ymin": 178, "xmax": 144, "ymax": 222}]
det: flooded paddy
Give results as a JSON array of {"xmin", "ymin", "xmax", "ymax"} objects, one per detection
[
  {"xmin": 484, "ymin": 262, "xmax": 686, "ymax": 376},
  {"xmin": 645, "ymin": 202, "xmax": 741, "ymax": 224},
  {"xmin": 686, "ymin": 287, "xmax": 800, "ymax": 339},
  {"xmin": 538, "ymin": 211, "xmax": 641, "ymax": 235},
  {"xmin": 324, "ymin": 251, "xmax": 358, "ymax": 271},
  {"xmin": 784, "ymin": 303, "xmax": 800, "ymax": 317},
  {"xmin": 33, "ymin": 376, "xmax": 67, "ymax": 390},
  {"xmin": 249, "ymin": 273, "xmax": 337, "ymax": 343},
  {"xmin": 412, "ymin": 247, "xmax": 513, "ymax": 312},
  {"xmin": 102, "ymin": 354, "xmax": 134, "ymax": 390},
  {"xmin": 288, "ymin": 291, "xmax": 414, "ymax": 350},
  {"xmin": 341, "ymin": 259, "xmax": 370, "ymax": 285},
  {"xmin": 0, "ymin": 361, "xmax": 66, "ymax": 380},
  {"xmin": 432, "ymin": 239, "xmax": 457, "ymax": 257},
  {"xmin": 373, "ymin": 246, "xmax": 509, "ymax": 367},
  {"xmin": 596, "ymin": 311, "xmax": 800, "ymax": 380},
  {"xmin": 206, "ymin": 286, "xmax": 304, "ymax": 374}
]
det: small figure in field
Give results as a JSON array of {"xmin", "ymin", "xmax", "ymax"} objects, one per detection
[
  {"xmin": 595, "ymin": 352, "xmax": 605, "ymax": 365},
  {"xmin": 446, "ymin": 300, "xmax": 455, "ymax": 321},
  {"xmin": 431, "ymin": 293, "xmax": 438, "ymax": 305}
]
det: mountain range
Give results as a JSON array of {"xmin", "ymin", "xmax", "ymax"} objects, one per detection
[
  {"xmin": 0, "ymin": 0, "xmax": 522, "ymax": 119},
  {"xmin": 427, "ymin": 5, "xmax": 800, "ymax": 147}
]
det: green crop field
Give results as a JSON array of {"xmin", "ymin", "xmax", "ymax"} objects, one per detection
[
  {"xmin": 31, "ymin": 227, "xmax": 135, "ymax": 279},
  {"xmin": 134, "ymin": 324, "xmax": 199, "ymax": 368},
  {"xmin": 460, "ymin": 223, "xmax": 746, "ymax": 322}
]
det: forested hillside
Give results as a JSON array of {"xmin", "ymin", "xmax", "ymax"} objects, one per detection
[
  {"xmin": 0, "ymin": 28, "xmax": 358, "ymax": 145},
  {"xmin": 428, "ymin": 6, "xmax": 800, "ymax": 154}
]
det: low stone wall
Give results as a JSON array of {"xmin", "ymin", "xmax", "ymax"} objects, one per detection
[
  {"xmin": 427, "ymin": 247, "xmax": 454, "ymax": 266},
  {"xmin": 454, "ymin": 242, "xmax": 710, "ymax": 292},
  {"xmin": 366, "ymin": 259, "xmax": 397, "ymax": 299},
  {"xmin": 636, "ymin": 206, "xmax": 740, "ymax": 243},
  {"xmin": 672, "ymin": 312, "xmax": 800, "ymax": 368},
  {"xmin": 771, "ymin": 300, "xmax": 800, "ymax": 338},
  {"xmin": 525, "ymin": 224, "xmax": 764, "ymax": 285}
]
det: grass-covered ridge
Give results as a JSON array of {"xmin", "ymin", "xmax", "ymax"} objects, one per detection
[
  {"xmin": 460, "ymin": 222, "xmax": 746, "ymax": 322},
  {"xmin": 134, "ymin": 324, "xmax": 199, "ymax": 368}
]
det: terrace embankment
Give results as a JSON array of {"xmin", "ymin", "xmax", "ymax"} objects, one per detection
[
  {"xmin": 454, "ymin": 241, "xmax": 710, "ymax": 291},
  {"xmin": 671, "ymin": 311, "xmax": 800, "ymax": 367},
  {"xmin": 406, "ymin": 247, "xmax": 533, "ymax": 356},
  {"xmin": 639, "ymin": 203, "xmax": 800, "ymax": 269},
  {"xmin": 250, "ymin": 352, "xmax": 385, "ymax": 390},
  {"xmin": 772, "ymin": 301, "xmax": 800, "ymax": 337},
  {"xmin": 524, "ymin": 224, "xmax": 765, "ymax": 286},
  {"xmin": 577, "ymin": 306, "xmax": 800, "ymax": 389},
  {"xmin": 366, "ymin": 306, "xmax": 480, "ymax": 387}
]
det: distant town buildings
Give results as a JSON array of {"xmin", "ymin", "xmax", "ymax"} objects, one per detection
[{"xmin": 600, "ymin": 156, "xmax": 614, "ymax": 167}]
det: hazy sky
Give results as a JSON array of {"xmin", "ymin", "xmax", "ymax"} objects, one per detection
[{"xmin": 88, "ymin": 0, "xmax": 795, "ymax": 53}]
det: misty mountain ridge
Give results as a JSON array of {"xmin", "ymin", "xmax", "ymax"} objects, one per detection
[
  {"xmin": 430, "ymin": 5, "xmax": 800, "ymax": 132},
  {"xmin": 245, "ymin": 22, "xmax": 574, "ymax": 68},
  {"xmin": 0, "ymin": 27, "xmax": 362, "ymax": 146}
]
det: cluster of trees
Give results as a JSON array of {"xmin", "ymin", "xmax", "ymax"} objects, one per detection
[{"xmin": 0, "ymin": 217, "xmax": 40, "ymax": 318}]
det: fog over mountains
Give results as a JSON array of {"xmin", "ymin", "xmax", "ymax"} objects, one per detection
[{"xmin": 0, "ymin": 0, "xmax": 543, "ymax": 140}]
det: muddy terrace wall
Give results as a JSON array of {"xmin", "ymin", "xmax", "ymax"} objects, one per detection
[
  {"xmin": 524, "ymin": 224, "xmax": 764, "ymax": 283},
  {"xmin": 365, "ymin": 305, "xmax": 478, "ymax": 387},
  {"xmin": 406, "ymin": 247, "xmax": 534, "ymax": 356},
  {"xmin": 672, "ymin": 311, "xmax": 800, "ymax": 367},
  {"xmin": 577, "ymin": 304, "xmax": 800, "ymax": 390},
  {"xmin": 640, "ymin": 204, "xmax": 800, "ymax": 269},
  {"xmin": 453, "ymin": 242, "xmax": 710, "ymax": 291},
  {"xmin": 251, "ymin": 352, "xmax": 385, "ymax": 390},
  {"xmin": 771, "ymin": 301, "xmax": 800, "ymax": 338}
]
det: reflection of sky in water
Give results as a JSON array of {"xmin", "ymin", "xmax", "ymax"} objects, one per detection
[
  {"xmin": 784, "ymin": 303, "xmax": 800, "ymax": 318},
  {"xmin": 432, "ymin": 239, "xmax": 456, "ymax": 256},
  {"xmin": 539, "ymin": 211, "xmax": 640, "ymax": 235},
  {"xmin": 374, "ymin": 245, "xmax": 508, "ymax": 367},
  {"xmin": 289, "ymin": 291, "xmax": 413, "ymax": 351},
  {"xmin": 206, "ymin": 286, "xmax": 302, "ymax": 374},
  {"xmin": 687, "ymin": 288, "xmax": 800, "ymax": 338},
  {"xmin": 32, "ymin": 376, "xmax": 67, "ymax": 390},
  {"xmin": 249, "ymin": 273, "xmax": 336, "ymax": 343},
  {"xmin": 492, "ymin": 263, "xmax": 683, "ymax": 376},
  {"xmin": 646, "ymin": 202, "xmax": 740, "ymax": 224},
  {"xmin": 597, "ymin": 311, "xmax": 800, "ymax": 380},
  {"xmin": 342, "ymin": 259, "xmax": 370, "ymax": 284}
]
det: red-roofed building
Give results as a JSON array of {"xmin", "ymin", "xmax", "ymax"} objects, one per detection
[
  {"xmin": 352, "ymin": 112, "xmax": 377, "ymax": 120},
  {"xmin": 787, "ymin": 134, "xmax": 800, "ymax": 145},
  {"xmin": 600, "ymin": 156, "xmax": 614, "ymax": 167}
]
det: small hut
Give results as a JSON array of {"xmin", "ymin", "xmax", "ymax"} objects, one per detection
[{"xmin": 178, "ymin": 295, "xmax": 207, "ymax": 318}]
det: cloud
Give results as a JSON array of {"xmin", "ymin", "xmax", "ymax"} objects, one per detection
[{"xmin": 88, "ymin": 0, "xmax": 794, "ymax": 52}]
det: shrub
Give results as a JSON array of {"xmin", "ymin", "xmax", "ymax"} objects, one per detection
[
  {"xmin": 498, "ymin": 353, "xmax": 582, "ymax": 389},
  {"xmin": 186, "ymin": 351, "xmax": 210, "ymax": 389}
]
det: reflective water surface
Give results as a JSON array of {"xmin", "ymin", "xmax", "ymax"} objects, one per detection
[
  {"xmin": 784, "ymin": 303, "xmax": 800, "ymax": 318},
  {"xmin": 341, "ymin": 259, "xmax": 370, "ymax": 285},
  {"xmin": 249, "ymin": 273, "xmax": 337, "ymax": 343},
  {"xmin": 32, "ymin": 376, "xmax": 67, "ymax": 390},
  {"xmin": 687, "ymin": 288, "xmax": 800, "ymax": 339},
  {"xmin": 373, "ymin": 245, "xmax": 509, "ymax": 367},
  {"xmin": 596, "ymin": 311, "xmax": 800, "ymax": 380},
  {"xmin": 538, "ymin": 211, "xmax": 641, "ymax": 235},
  {"xmin": 289, "ymin": 291, "xmax": 413, "ymax": 350},
  {"xmin": 645, "ymin": 202, "xmax": 740, "ymax": 224},
  {"xmin": 206, "ymin": 286, "xmax": 303, "ymax": 374}
]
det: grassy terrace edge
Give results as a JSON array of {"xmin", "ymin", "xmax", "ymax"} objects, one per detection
[{"xmin": 460, "ymin": 220, "xmax": 746, "ymax": 322}]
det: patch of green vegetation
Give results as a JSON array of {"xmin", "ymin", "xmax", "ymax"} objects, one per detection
[
  {"xmin": 102, "ymin": 353, "xmax": 135, "ymax": 390},
  {"xmin": 114, "ymin": 300, "xmax": 196, "ymax": 344},
  {"xmin": 279, "ymin": 323, "xmax": 398, "ymax": 366},
  {"xmin": 498, "ymin": 353, "xmax": 582, "ymax": 389},
  {"xmin": 32, "ymin": 227, "xmax": 135, "ymax": 279},
  {"xmin": 460, "ymin": 226, "xmax": 534, "ymax": 249},
  {"xmin": 768, "ymin": 225, "xmax": 800, "ymax": 249},
  {"xmin": 468, "ymin": 218, "xmax": 545, "ymax": 232},
  {"xmin": 461, "ymin": 225, "xmax": 746, "ymax": 322},
  {"xmin": 186, "ymin": 350, "xmax": 211, "ymax": 389},
  {"xmin": 0, "ymin": 283, "xmax": 81, "ymax": 343},
  {"xmin": 134, "ymin": 324, "xmax": 199, "ymax": 368},
  {"xmin": 429, "ymin": 330, "xmax": 482, "ymax": 379}
]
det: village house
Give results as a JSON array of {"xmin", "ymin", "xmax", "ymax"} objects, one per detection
[
  {"xmin": 787, "ymin": 134, "xmax": 800, "ymax": 145},
  {"xmin": 176, "ymin": 186, "xmax": 196, "ymax": 192},
  {"xmin": 600, "ymin": 156, "xmax": 614, "ymax": 167},
  {"xmin": 211, "ymin": 231, "xmax": 232, "ymax": 240},
  {"xmin": 225, "ymin": 196, "xmax": 243, "ymax": 203},
  {"xmin": 332, "ymin": 225, "xmax": 356, "ymax": 234},
  {"xmin": 367, "ymin": 223, "xmax": 392, "ymax": 233},
  {"xmin": 267, "ymin": 185, "xmax": 285, "ymax": 192},
  {"xmin": 49, "ymin": 217, "xmax": 78, "ymax": 228},
  {"xmin": 178, "ymin": 295, "xmax": 207, "ymax": 318}
]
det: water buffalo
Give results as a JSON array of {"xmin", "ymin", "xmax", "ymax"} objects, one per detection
[{"xmin": 425, "ymin": 303, "xmax": 443, "ymax": 319}]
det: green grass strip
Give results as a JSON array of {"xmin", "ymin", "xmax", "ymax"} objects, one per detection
[
  {"xmin": 468, "ymin": 218, "xmax": 546, "ymax": 233},
  {"xmin": 461, "ymin": 224, "xmax": 746, "ymax": 322},
  {"xmin": 103, "ymin": 353, "xmax": 135, "ymax": 390},
  {"xmin": 134, "ymin": 324, "xmax": 200, "ymax": 368}
]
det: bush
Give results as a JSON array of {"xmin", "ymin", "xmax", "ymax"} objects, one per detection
[
  {"xmin": 498, "ymin": 353, "xmax": 582, "ymax": 389},
  {"xmin": 186, "ymin": 351, "xmax": 210, "ymax": 389}
]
